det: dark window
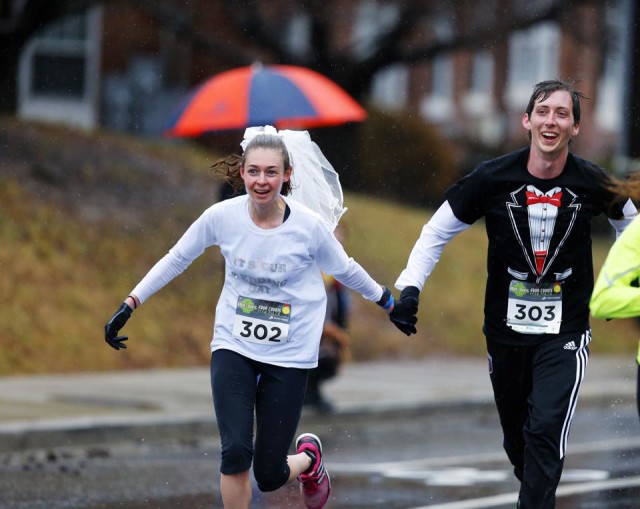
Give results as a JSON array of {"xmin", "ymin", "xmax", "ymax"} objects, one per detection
[
  {"xmin": 1, "ymin": 0, "xmax": 11, "ymax": 19},
  {"xmin": 31, "ymin": 55, "xmax": 85, "ymax": 97}
]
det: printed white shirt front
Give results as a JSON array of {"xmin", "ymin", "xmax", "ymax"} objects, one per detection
[{"xmin": 131, "ymin": 195, "xmax": 382, "ymax": 368}]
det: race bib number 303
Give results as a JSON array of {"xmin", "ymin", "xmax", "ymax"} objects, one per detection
[
  {"xmin": 506, "ymin": 281, "xmax": 562, "ymax": 334},
  {"xmin": 232, "ymin": 296, "xmax": 291, "ymax": 345}
]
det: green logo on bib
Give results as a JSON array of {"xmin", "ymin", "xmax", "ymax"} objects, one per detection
[
  {"xmin": 239, "ymin": 298, "xmax": 256, "ymax": 314},
  {"xmin": 511, "ymin": 282, "xmax": 528, "ymax": 297}
]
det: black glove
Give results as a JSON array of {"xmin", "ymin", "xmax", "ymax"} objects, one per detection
[
  {"xmin": 104, "ymin": 303, "xmax": 133, "ymax": 350},
  {"xmin": 389, "ymin": 286, "xmax": 420, "ymax": 336}
]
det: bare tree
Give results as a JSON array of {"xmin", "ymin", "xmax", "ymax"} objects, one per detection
[
  {"xmin": 0, "ymin": 0, "xmax": 611, "ymax": 114},
  {"xmin": 139, "ymin": 0, "xmax": 602, "ymax": 100}
]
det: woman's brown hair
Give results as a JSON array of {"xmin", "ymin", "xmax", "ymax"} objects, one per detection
[
  {"xmin": 607, "ymin": 172, "xmax": 640, "ymax": 202},
  {"xmin": 211, "ymin": 133, "xmax": 292, "ymax": 196}
]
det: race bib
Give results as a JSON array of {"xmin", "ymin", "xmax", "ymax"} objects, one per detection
[
  {"xmin": 232, "ymin": 296, "xmax": 291, "ymax": 345},
  {"xmin": 506, "ymin": 281, "xmax": 562, "ymax": 334}
]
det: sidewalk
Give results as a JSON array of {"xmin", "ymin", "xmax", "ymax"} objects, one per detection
[{"xmin": 0, "ymin": 356, "xmax": 636, "ymax": 452}]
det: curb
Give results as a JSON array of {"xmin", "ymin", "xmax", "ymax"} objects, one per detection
[
  {"xmin": 0, "ymin": 399, "xmax": 498, "ymax": 453},
  {"xmin": 2, "ymin": 390, "xmax": 632, "ymax": 453}
]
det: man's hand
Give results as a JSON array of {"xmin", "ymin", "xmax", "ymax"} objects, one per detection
[
  {"xmin": 104, "ymin": 302, "xmax": 133, "ymax": 350},
  {"xmin": 389, "ymin": 286, "xmax": 420, "ymax": 336}
]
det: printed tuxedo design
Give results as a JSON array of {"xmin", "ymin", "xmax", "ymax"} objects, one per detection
[
  {"xmin": 443, "ymin": 147, "xmax": 629, "ymax": 340},
  {"xmin": 507, "ymin": 184, "xmax": 580, "ymax": 282}
]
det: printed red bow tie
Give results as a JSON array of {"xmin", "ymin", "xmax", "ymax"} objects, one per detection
[{"xmin": 526, "ymin": 191, "xmax": 562, "ymax": 207}]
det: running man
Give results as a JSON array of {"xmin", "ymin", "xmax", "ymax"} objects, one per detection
[{"xmin": 394, "ymin": 80, "xmax": 637, "ymax": 508}]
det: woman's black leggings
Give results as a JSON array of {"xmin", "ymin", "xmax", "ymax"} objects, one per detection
[{"xmin": 211, "ymin": 349, "xmax": 309, "ymax": 492}]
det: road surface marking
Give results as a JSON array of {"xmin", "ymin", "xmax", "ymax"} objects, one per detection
[{"xmin": 407, "ymin": 474, "xmax": 640, "ymax": 508}]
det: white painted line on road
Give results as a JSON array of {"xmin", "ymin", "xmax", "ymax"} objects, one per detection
[
  {"xmin": 383, "ymin": 467, "xmax": 510, "ymax": 486},
  {"xmin": 330, "ymin": 435, "xmax": 640, "ymax": 474},
  {"xmin": 380, "ymin": 467, "xmax": 607, "ymax": 487},
  {"xmin": 567, "ymin": 435, "xmax": 640, "ymax": 455},
  {"xmin": 408, "ymin": 491, "xmax": 517, "ymax": 509},
  {"xmin": 556, "ymin": 474, "xmax": 640, "ymax": 496},
  {"xmin": 407, "ymin": 474, "xmax": 640, "ymax": 509},
  {"xmin": 330, "ymin": 450, "xmax": 507, "ymax": 474},
  {"xmin": 329, "ymin": 436, "xmax": 640, "ymax": 508}
]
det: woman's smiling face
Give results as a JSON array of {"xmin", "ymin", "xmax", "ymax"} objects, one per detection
[{"xmin": 240, "ymin": 147, "xmax": 292, "ymax": 207}]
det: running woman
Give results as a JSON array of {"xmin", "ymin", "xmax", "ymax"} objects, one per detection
[
  {"xmin": 591, "ymin": 172, "xmax": 640, "ymax": 419},
  {"xmin": 104, "ymin": 126, "xmax": 412, "ymax": 509},
  {"xmin": 394, "ymin": 80, "xmax": 637, "ymax": 508}
]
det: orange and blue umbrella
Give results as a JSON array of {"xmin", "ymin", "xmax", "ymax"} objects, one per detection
[{"xmin": 165, "ymin": 63, "xmax": 367, "ymax": 137}]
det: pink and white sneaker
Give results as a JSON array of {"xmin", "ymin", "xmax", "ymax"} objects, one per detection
[{"xmin": 296, "ymin": 433, "xmax": 331, "ymax": 509}]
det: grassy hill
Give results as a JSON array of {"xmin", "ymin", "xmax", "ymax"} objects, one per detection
[{"xmin": 1, "ymin": 117, "xmax": 637, "ymax": 376}]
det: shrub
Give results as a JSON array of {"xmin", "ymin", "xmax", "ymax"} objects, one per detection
[{"xmin": 348, "ymin": 107, "xmax": 458, "ymax": 207}]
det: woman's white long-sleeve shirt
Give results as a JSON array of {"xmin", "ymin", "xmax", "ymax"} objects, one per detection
[{"xmin": 131, "ymin": 195, "xmax": 383, "ymax": 368}]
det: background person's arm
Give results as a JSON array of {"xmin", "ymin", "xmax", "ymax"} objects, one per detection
[{"xmin": 591, "ymin": 215, "xmax": 640, "ymax": 319}]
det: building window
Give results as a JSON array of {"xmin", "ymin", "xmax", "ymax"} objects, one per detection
[
  {"xmin": 286, "ymin": 13, "xmax": 310, "ymax": 58},
  {"xmin": 27, "ymin": 14, "xmax": 88, "ymax": 99},
  {"xmin": 430, "ymin": 12, "xmax": 454, "ymax": 99},
  {"xmin": 355, "ymin": 0, "xmax": 406, "ymax": 109},
  {"xmin": 1, "ymin": 0, "xmax": 12, "ymax": 20},
  {"xmin": 460, "ymin": 0, "xmax": 497, "ymax": 134},
  {"xmin": 431, "ymin": 55, "xmax": 453, "ymax": 99},
  {"xmin": 506, "ymin": 21, "xmax": 559, "ymax": 107},
  {"xmin": 462, "ymin": 50, "xmax": 495, "ymax": 119},
  {"xmin": 352, "ymin": 0, "xmax": 400, "ymax": 60},
  {"xmin": 32, "ymin": 54, "xmax": 86, "ymax": 97},
  {"xmin": 470, "ymin": 50, "xmax": 494, "ymax": 95},
  {"xmin": 596, "ymin": 0, "xmax": 629, "ymax": 135},
  {"xmin": 18, "ymin": 8, "xmax": 102, "ymax": 129},
  {"xmin": 371, "ymin": 63, "xmax": 409, "ymax": 111},
  {"xmin": 420, "ymin": 11, "xmax": 454, "ymax": 122}
]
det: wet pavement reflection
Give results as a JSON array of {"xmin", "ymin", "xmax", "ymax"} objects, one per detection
[{"xmin": 1, "ymin": 398, "xmax": 638, "ymax": 508}]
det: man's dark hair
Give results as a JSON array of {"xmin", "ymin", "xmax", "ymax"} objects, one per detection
[{"xmin": 525, "ymin": 79, "xmax": 587, "ymax": 123}]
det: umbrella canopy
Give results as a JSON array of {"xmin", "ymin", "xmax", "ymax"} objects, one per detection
[{"xmin": 165, "ymin": 63, "xmax": 367, "ymax": 137}]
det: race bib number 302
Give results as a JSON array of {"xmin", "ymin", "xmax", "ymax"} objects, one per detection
[
  {"xmin": 506, "ymin": 281, "xmax": 562, "ymax": 334},
  {"xmin": 232, "ymin": 296, "xmax": 291, "ymax": 345}
]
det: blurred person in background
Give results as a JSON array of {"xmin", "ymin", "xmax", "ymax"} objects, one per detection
[
  {"xmin": 304, "ymin": 320, "xmax": 350, "ymax": 413},
  {"xmin": 393, "ymin": 80, "xmax": 637, "ymax": 508},
  {"xmin": 104, "ymin": 125, "xmax": 415, "ymax": 509},
  {"xmin": 590, "ymin": 172, "xmax": 640, "ymax": 419},
  {"xmin": 305, "ymin": 224, "xmax": 352, "ymax": 414}
]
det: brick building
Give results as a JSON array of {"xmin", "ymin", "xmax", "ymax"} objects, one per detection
[{"xmin": 15, "ymin": 0, "xmax": 635, "ymax": 166}]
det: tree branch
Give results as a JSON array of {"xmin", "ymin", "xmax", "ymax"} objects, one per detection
[{"xmin": 136, "ymin": 0, "xmax": 257, "ymax": 66}]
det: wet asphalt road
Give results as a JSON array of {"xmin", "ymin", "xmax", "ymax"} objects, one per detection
[{"xmin": 1, "ymin": 397, "xmax": 639, "ymax": 509}]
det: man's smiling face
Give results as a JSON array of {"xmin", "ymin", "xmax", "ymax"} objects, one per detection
[{"xmin": 522, "ymin": 90, "xmax": 580, "ymax": 160}]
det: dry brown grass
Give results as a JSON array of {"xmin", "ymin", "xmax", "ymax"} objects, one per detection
[
  {"xmin": 341, "ymin": 194, "xmax": 639, "ymax": 361},
  {"xmin": 0, "ymin": 117, "xmax": 635, "ymax": 376}
]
